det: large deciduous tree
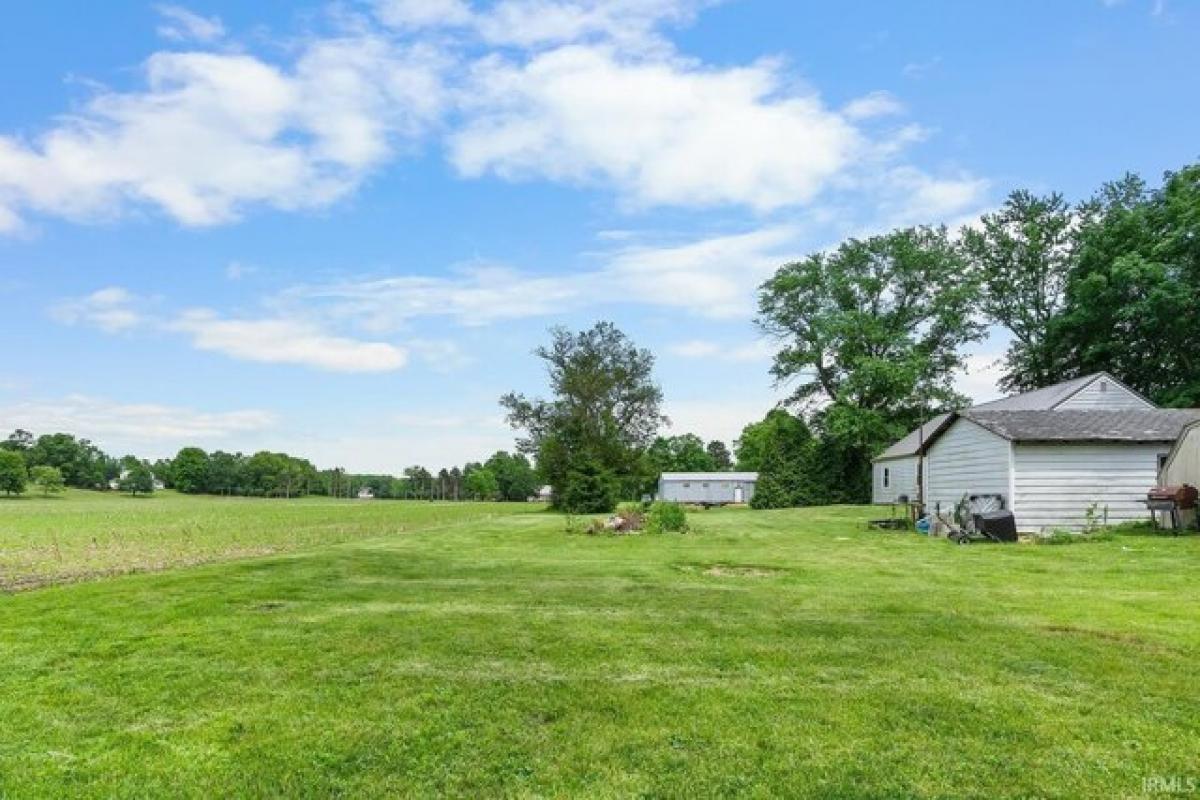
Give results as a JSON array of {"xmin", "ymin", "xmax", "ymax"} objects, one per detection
[
  {"xmin": 172, "ymin": 447, "xmax": 211, "ymax": 494},
  {"xmin": 962, "ymin": 190, "xmax": 1075, "ymax": 393},
  {"xmin": 757, "ymin": 226, "xmax": 982, "ymax": 500},
  {"xmin": 1046, "ymin": 166, "xmax": 1200, "ymax": 406},
  {"xmin": 501, "ymin": 322, "xmax": 665, "ymax": 512}
]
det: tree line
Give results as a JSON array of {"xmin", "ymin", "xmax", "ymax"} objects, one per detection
[{"xmin": 0, "ymin": 425, "xmax": 737, "ymax": 504}]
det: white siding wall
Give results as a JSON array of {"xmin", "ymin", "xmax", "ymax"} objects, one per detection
[
  {"xmin": 872, "ymin": 457, "xmax": 918, "ymax": 504},
  {"xmin": 1056, "ymin": 378, "xmax": 1152, "ymax": 410},
  {"xmin": 925, "ymin": 420, "xmax": 1012, "ymax": 516},
  {"xmin": 1013, "ymin": 443, "xmax": 1167, "ymax": 531},
  {"xmin": 1158, "ymin": 425, "xmax": 1200, "ymax": 528},
  {"xmin": 1162, "ymin": 425, "xmax": 1200, "ymax": 486}
]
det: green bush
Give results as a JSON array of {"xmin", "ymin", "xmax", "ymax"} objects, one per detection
[{"xmin": 645, "ymin": 501, "xmax": 688, "ymax": 534}]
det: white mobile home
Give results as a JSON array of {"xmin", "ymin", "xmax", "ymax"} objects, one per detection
[{"xmin": 658, "ymin": 472, "xmax": 757, "ymax": 505}]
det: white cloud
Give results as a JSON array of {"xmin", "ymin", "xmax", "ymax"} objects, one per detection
[
  {"xmin": 50, "ymin": 287, "xmax": 144, "ymax": 333},
  {"xmin": 452, "ymin": 46, "xmax": 864, "ymax": 211},
  {"xmin": 289, "ymin": 263, "xmax": 582, "ymax": 329},
  {"xmin": 409, "ymin": 338, "xmax": 474, "ymax": 371},
  {"xmin": 603, "ymin": 226, "xmax": 797, "ymax": 317},
  {"xmin": 871, "ymin": 166, "xmax": 990, "ymax": 229},
  {"xmin": 373, "ymin": 0, "xmax": 473, "ymax": 28},
  {"xmin": 155, "ymin": 5, "xmax": 225, "ymax": 43},
  {"xmin": 666, "ymin": 338, "xmax": 774, "ymax": 363},
  {"xmin": 170, "ymin": 309, "xmax": 409, "ymax": 372},
  {"xmin": 473, "ymin": 0, "xmax": 705, "ymax": 48},
  {"xmin": 0, "ymin": 395, "xmax": 276, "ymax": 443},
  {"xmin": 902, "ymin": 56, "xmax": 942, "ymax": 79},
  {"xmin": 0, "ymin": 37, "xmax": 444, "ymax": 230},
  {"xmin": 1, "ymin": 2, "xmax": 987, "ymax": 235},
  {"xmin": 373, "ymin": 0, "xmax": 705, "ymax": 48},
  {"xmin": 841, "ymin": 90, "xmax": 904, "ymax": 120},
  {"xmin": 286, "ymin": 224, "xmax": 802, "ymax": 328}
]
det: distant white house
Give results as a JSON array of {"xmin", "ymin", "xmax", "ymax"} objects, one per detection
[
  {"xmin": 531, "ymin": 485, "xmax": 553, "ymax": 503},
  {"xmin": 873, "ymin": 372, "xmax": 1200, "ymax": 531},
  {"xmin": 357, "ymin": 486, "xmax": 375, "ymax": 500},
  {"xmin": 657, "ymin": 472, "xmax": 757, "ymax": 505},
  {"xmin": 108, "ymin": 469, "xmax": 165, "ymax": 492}
]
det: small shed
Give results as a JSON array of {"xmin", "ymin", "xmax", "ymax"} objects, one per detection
[
  {"xmin": 657, "ymin": 472, "xmax": 757, "ymax": 505},
  {"xmin": 1160, "ymin": 419, "xmax": 1200, "ymax": 527},
  {"xmin": 922, "ymin": 409, "xmax": 1200, "ymax": 532},
  {"xmin": 872, "ymin": 372, "xmax": 1156, "ymax": 506}
]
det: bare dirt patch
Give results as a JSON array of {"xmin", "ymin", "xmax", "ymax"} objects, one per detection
[{"xmin": 677, "ymin": 563, "xmax": 784, "ymax": 578}]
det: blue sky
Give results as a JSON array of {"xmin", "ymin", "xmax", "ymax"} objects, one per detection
[{"xmin": 1, "ymin": 0, "xmax": 1196, "ymax": 471}]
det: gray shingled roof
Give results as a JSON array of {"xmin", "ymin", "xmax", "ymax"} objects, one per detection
[
  {"xmin": 872, "ymin": 372, "xmax": 1155, "ymax": 461},
  {"xmin": 874, "ymin": 413, "xmax": 954, "ymax": 461},
  {"xmin": 969, "ymin": 373, "xmax": 1100, "ymax": 411},
  {"xmin": 961, "ymin": 409, "xmax": 1200, "ymax": 443}
]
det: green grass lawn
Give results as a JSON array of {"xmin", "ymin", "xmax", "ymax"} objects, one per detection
[{"xmin": 2, "ymin": 493, "xmax": 1199, "ymax": 797}]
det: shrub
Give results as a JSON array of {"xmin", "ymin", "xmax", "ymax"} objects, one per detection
[{"xmin": 645, "ymin": 501, "xmax": 688, "ymax": 534}]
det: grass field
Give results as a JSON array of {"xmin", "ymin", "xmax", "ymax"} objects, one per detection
[
  {"xmin": 0, "ymin": 490, "xmax": 531, "ymax": 591},
  {"xmin": 2, "ymin": 492, "xmax": 1199, "ymax": 797}
]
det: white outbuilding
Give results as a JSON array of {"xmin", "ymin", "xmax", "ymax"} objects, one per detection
[
  {"xmin": 873, "ymin": 372, "xmax": 1156, "ymax": 508},
  {"xmin": 657, "ymin": 472, "xmax": 757, "ymax": 505},
  {"xmin": 873, "ymin": 372, "xmax": 1200, "ymax": 532},
  {"xmin": 923, "ymin": 408, "xmax": 1199, "ymax": 531}
]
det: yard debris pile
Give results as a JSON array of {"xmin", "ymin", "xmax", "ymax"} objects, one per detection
[
  {"xmin": 580, "ymin": 501, "xmax": 690, "ymax": 535},
  {"xmin": 590, "ymin": 507, "xmax": 645, "ymax": 534}
]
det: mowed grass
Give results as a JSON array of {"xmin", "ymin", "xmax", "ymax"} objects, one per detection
[
  {"xmin": 2, "ymin": 496, "xmax": 1199, "ymax": 797},
  {"xmin": 0, "ymin": 490, "xmax": 531, "ymax": 590}
]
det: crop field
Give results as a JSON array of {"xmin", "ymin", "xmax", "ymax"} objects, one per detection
[
  {"xmin": 2, "ymin": 492, "xmax": 1199, "ymax": 798},
  {"xmin": 0, "ymin": 491, "xmax": 530, "ymax": 591}
]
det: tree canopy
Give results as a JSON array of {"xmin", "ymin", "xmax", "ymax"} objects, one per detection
[
  {"xmin": 30, "ymin": 465, "xmax": 65, "ymax": 496},
  {"xmin": 757, "ymin": 227, "xmax": 980, "ymax": 501},
  {"xmin": 1043, "ymin": 166, "xmax": 1200, "ymax": 406},
  {"xmin": 961, "ymin": 190, "xmax": 1074, "ymax": 393},
  {"xmin": 0, "ymin": 450, "xmax": 28, "ymax": 495}
]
